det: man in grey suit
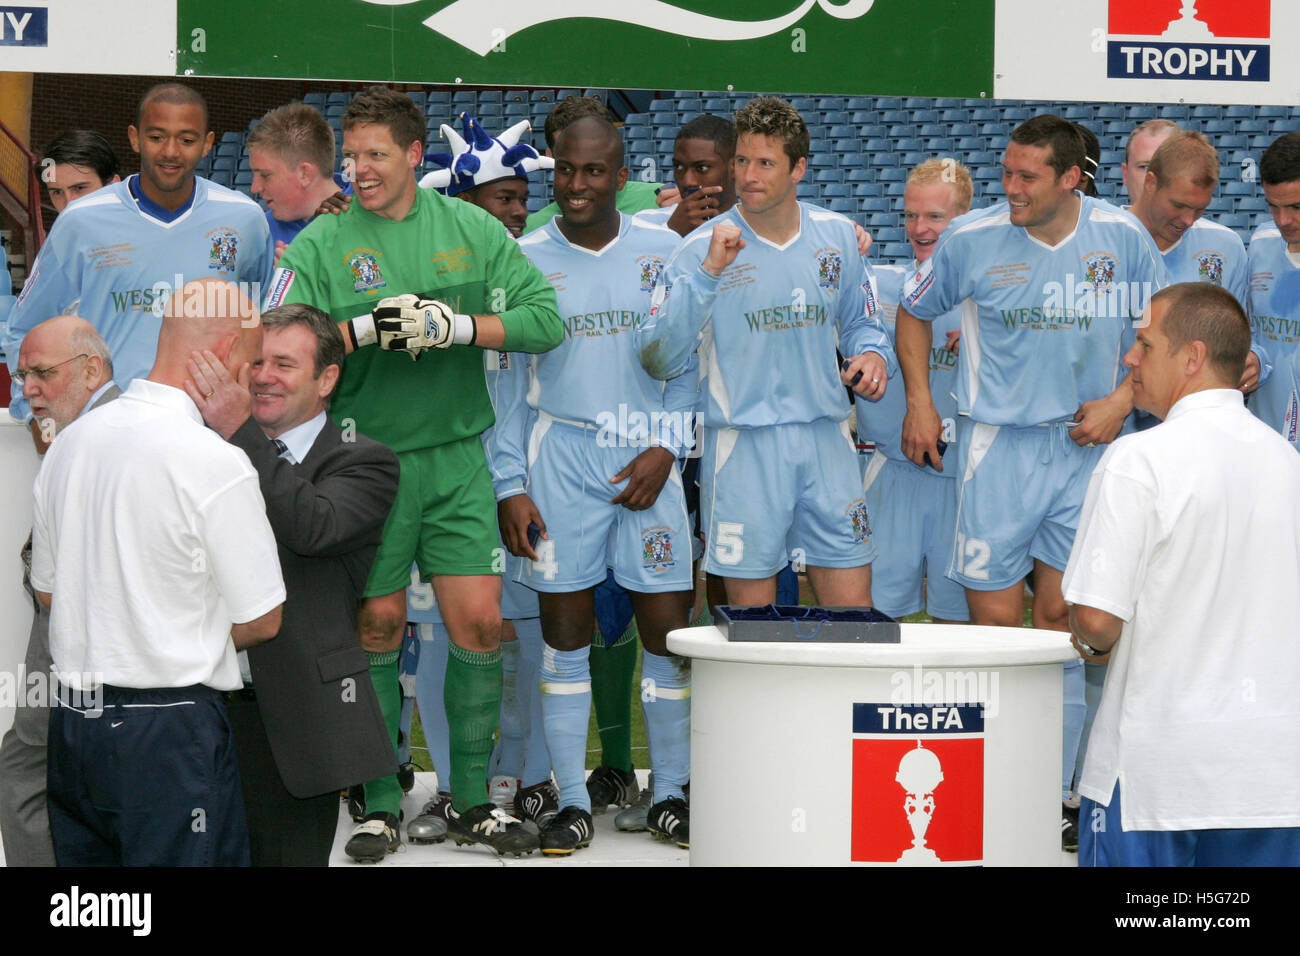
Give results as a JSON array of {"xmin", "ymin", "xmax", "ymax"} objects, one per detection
[
  {"xmin": 0, "ymin": 315, "xmax": 118, "ymax": 866},
  {"xmin": 187, "ymin": 301, "xmax": 401, "ymax": 866}
]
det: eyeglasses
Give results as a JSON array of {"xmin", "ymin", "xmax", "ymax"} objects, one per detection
[{"xmin": 13, "ymin": 354, "xmax": 88, "ymax": 385}]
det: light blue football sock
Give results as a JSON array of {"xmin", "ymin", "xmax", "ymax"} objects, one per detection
[
  {"xmin": 414, "ymin": 622, "xmax": 452, "ymax": 793},
  {"xmin": 541, "ymin": 643, "xmax": 592, "ymax": 812},
  {"xmin": 641, "ymin": 650, "xmax": 691, "ymax": 803},
  {"xmin": 492, "ymin": 637, "xmax": 524, "ymax": 780},
  {"xmin": 513, "ymin": 618, "xmax": 552, "ymax": 788}
]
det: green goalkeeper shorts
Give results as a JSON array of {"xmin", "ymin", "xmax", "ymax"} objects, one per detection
[{"xmin": 364, "ymin": 434, "xmax": 501, "ymax": 596}]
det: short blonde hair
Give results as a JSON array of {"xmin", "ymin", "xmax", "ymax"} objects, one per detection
[{"xmin": 906, "ymin": 158, "xmax": 973, "ymax": 214}]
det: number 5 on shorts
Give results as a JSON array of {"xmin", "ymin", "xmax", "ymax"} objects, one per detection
[{"xmin": 714, "ymin": 521, "xmax": 745, "ymax": 566}]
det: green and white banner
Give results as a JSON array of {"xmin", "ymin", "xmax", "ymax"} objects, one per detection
[{"xmin": 175, "ymin": 0, "xmax": 996, "ymax": 97}]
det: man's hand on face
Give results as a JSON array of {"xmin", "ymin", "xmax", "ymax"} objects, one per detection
[{"xmin": 185, "ymin": 349, "xmax": 252, "ymax": 440}]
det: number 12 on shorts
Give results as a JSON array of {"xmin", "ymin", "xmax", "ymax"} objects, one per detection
[
  {"xmin": 953, "ymin": 532, "xmax": 990, "ymax": 581},
  {"xmin": 714, "ymin": 521, "xmax": 744, "ymax": 566}
]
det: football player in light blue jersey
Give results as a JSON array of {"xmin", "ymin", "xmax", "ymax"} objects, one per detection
[
  {"xmin": 896, "ymin": 117, "xmax": 1168, "ymax": 850},
  {"xmin": 638, "ymin": 96, "xmax": 893, "ymax": 611},
  {"xmin": 1247, "ymin": 132, "xmax": 1300, "ymax": 446},
  {"xmin": 5, "ymin": 84, "xmax": 274, "ymax": 427},
  {"xmin": 495, "ymin": 116, "xmax": 695, "ymax": 853},
  {"xmin": 1129, "ymin": 130, "xmax": 1259, "ymax": 388},
  {"xmin": 897, "ymin": 115, "xmax": 1167, "ymax": 624},
  {"xmin": 855, "ymin": 159, "xmax": 970, "ymax": 625}
]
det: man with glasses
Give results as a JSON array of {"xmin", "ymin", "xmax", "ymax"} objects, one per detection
[{"xmin": 0, "ymin": 315, "xmax": 118, "ymax": 866}]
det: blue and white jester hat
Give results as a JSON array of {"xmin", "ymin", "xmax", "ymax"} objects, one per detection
[{"xmin": 419, "ymin": 113, "xmax": 553, "ymax": 195}]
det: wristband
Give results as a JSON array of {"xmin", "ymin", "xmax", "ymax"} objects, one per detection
[
  {"xmin": 348, "ymin": 314, "xmax": 378, "ymax": 349},
  {"xmin": 451, "ymin": 313, "xmax": 477, "ymax": 347}
]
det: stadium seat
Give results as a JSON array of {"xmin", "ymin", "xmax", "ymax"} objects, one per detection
[
  {"xmin": 302, "ymin": 92, "xmax": 326, "ymax": 110},
  {"xmin": 1223, "ymin": 181, "xmax": 1257, "ymax": 196},
  {"xmin": 557, "ymin": 89, "xmax": 581, "ymax": 100},
  {"xmin": 1249, "ymin": 135, "xmax": 1274, "ymax": 150},
  {"xmin": 878, "ymin": 167, "xmax": 906, "ymax": 181},
  {"xmin": 822, "ymin": 111, "xmax": 849, "ymax": 126},
  {"xmin": 846, "ymin": 97, "xmax": 874, "ymax": 111},
  {"xmin": 1094, "ymin": 104, "xmax": 1124, "ymax": 121},
  {"xmin": 530, "ymin": 89, "xmax": 555, "ymax": 103},
  {"xmin": 1126, "ymin": 104, "xmax": 1157, "ymax": 120},
  {"xmin": 1001, "ymin": 107, "xmax": 1030, "ymax": 122},
  {"xmin": 1158, "ymin": 104, "xmax": 1189, "ymax": 120},
  {"xmin": 846, "ymin": 169, "xmax": 875, "ymax": 184},
  {"xmin": 879, "ymin": 110, "xmax": 906, "ymax": 124},
  {"xmin": 899, "ymin": 152, "xmax": 926, "ymax": 168},
  {"xmin": 816, "ymin": 97, "xmax": 846, "ymax": 112},
  {"xmin": 872, "ymin": 153, "xmax": 901, "ymax": 168},
  {"xmin": 815, "ymin": 169, "xmax": 844, "ymax": 183},
  {"xmin": 853, "ymin": 182, "xmax": 884, "ymax": 196},
  {"xmin": 1224, "ymin": 105, "xmax": 1255, "ymax": 119},
  {"xmin": 925, "ymin": 138, "xmax": 954, "ymax": 152},
  {"xmin": 796, "ymin": 182, "xmax": 816, "ymax": 198},
  {"xmin": 1258, "ymin": 105, "xmax": 1289, "ymax": 119},
  {"xmin": 703, "ymin": 98, "xmax": 730, "ymax": 112},
  {"xmin": 1190, "ymin": 105, "xmax": 1222, "ymax": 120}
]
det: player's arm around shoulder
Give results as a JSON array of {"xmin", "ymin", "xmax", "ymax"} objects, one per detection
[{"xmin": 477, "ymin": 217, "xmax": 562, "ymax": 354}]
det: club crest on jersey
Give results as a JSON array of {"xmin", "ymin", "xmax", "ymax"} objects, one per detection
[
  {"xmin": 349, "ymin": 252, "xmax": 386, "ymax": 293},
  {"xmin": 1196, "ymin": 251, "xmax": 1225, "ymax": 285},
  {"xmin": 816, "ymin": 248, "xmax": 842, "ymax": 290},
  {"xmin": 207, "ymin": 230, "xmax": 239, "ymax": 274},
  {"xmin": 641, "ymin": 526, "xmax": 675, "ymax": 572},
  {"xmin": 847, "ymin": 499, "xmax": 871, "ymax": 543},
  {"xmin": 1082, "ymin": 252, "xmax": 1117, "ymax": 292},
  {"xmin": 637, "ymin": 255, "xmax": 665, "ymax": 293}
]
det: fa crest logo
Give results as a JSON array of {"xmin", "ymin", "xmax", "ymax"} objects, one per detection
[
  {"xmin": 1197, "ymin": 251, "xmax": 1225, "ymax": 285},
  {"xmin": 1083, "ymin": 253, "xmax": 1117, "ymax": 292},
  {"xmin": 641, "ymin": 526, "xmax": 675, "ymax": 572},
  {"xmin": 637, "ymin": 255, "xmax": 664, "ymax": 293},
  {"xmin": 816, "ymin": 248, "xmax": 842, "ymax": 290},
  {"xmin": 207, "ymin": 231, "xmax": 239, "ymax": 273},
  {"xmin": 847, "ymin": 500, "xmax": 871, "ymax": 543},
  {"xmin": 349, "ymin": 252, "xmax": 386, "ymax": 293}
]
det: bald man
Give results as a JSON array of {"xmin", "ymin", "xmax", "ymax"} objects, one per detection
[
  {"xmin": 0, "ymin": 316, "xmax": 118, "ymax": 867},
  {"xmin": 31, "ymin": 278, "xmax": 286, "ymax": 866}
]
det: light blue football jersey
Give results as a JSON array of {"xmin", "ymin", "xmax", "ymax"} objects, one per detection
[
  {"xmin": 511, "ymin": 213, "xmax": 696, "ymax": 455},
  {"xmin": 902, "ymin": 197, "xmax": 1168, "ymax": 427},
  {"xmin": 1246, "ymin": 223, "xmax": 1300, "ymax": 443},
  {"xmin": 855, "ymin": 262, "xmax": 961, "ymax": 476},
  {"xmin": 5, "ymin": 175, "xmax": 274, "ymax": 421},
  {"xmin": 637, "ymin": 202, "xmax": 894, "ymax": 429},
  {"xmin": 1160, "ymin": 216, "xmax": 1248, "ymax": 303}
]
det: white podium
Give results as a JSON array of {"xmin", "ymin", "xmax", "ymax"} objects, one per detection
[{"xmin": 667, "ymin": 623, "xmax": 1075, "ymax": 866}]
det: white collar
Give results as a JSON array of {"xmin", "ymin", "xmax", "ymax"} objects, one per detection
[{"xmin": 269, "ymin": 410, "xmax": 327, "ymax": 464}]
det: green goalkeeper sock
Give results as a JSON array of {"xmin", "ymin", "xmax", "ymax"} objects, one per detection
[
  {"xmin": 444, "ymin": 642, "xmax": 502, "ymax": 813},
  {"xmin": 589, "ymin": 621, "xmax": 637, "ymax": 773}
]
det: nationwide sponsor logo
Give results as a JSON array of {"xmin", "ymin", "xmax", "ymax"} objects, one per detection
[
  {"xmin": 815, "ymin": 247, "xmax": 843, "ymax": 290},
  {"xmin": 641, "ymin": 526, "xmax": 676, "ymax": 571},
  {"xmin": 637, "ymin": 255, "xmax": 664, "ymax": 293},
  {"xmin": 903, "ymin": 261, "xmax": 934, "ymax": 306},
  {"xmin": 395, "ymin": 0, "xmax": 877, "ymax": 57},
  {"xmin": 348, "ymin": 250, "xmax": 385, "ymax": 292},
  {"xmin": 851, "ymin": 702, "xmax": 984, "ymax": 865},
  {"xmin": 1196, "ymin": 250, "xmax": 1225, "ymax": 285},
  {"xmin": 1287, "ymin": 389, "xmax": 1298, "ymax": 443},
  {"xmin": 1106, "ymin": 0, "xmax": 1270, "ymax": 82},
  {"xmin": 266, "ymin": 267, "xmax": 295, "ymax": 308},
  {"xmin": 862, "ymin": 275, "xmax": 879, "ymax": 317},
  {"xmin": 649, "ymin": 278, "xmax": 671, "ymax": 317},
  {"xmin": 0, "ymin": 6, "xmax": 48, "ymax": 47},
  {"xmin": 847, "ymin": 499, "xmax": 871, "ymax": 543},
  {"xmin": 207, "ymin": 229, "xmax": 240, "ymax": 274}
]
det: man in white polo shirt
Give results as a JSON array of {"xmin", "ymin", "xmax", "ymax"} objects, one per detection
[
  {"xmin": 1064, "ymin": 281, "xmax": 1300, "ymax": 865},
  {"xmin": 30, "ymin": 277, "xmax": 286, "ymax": 866}
]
